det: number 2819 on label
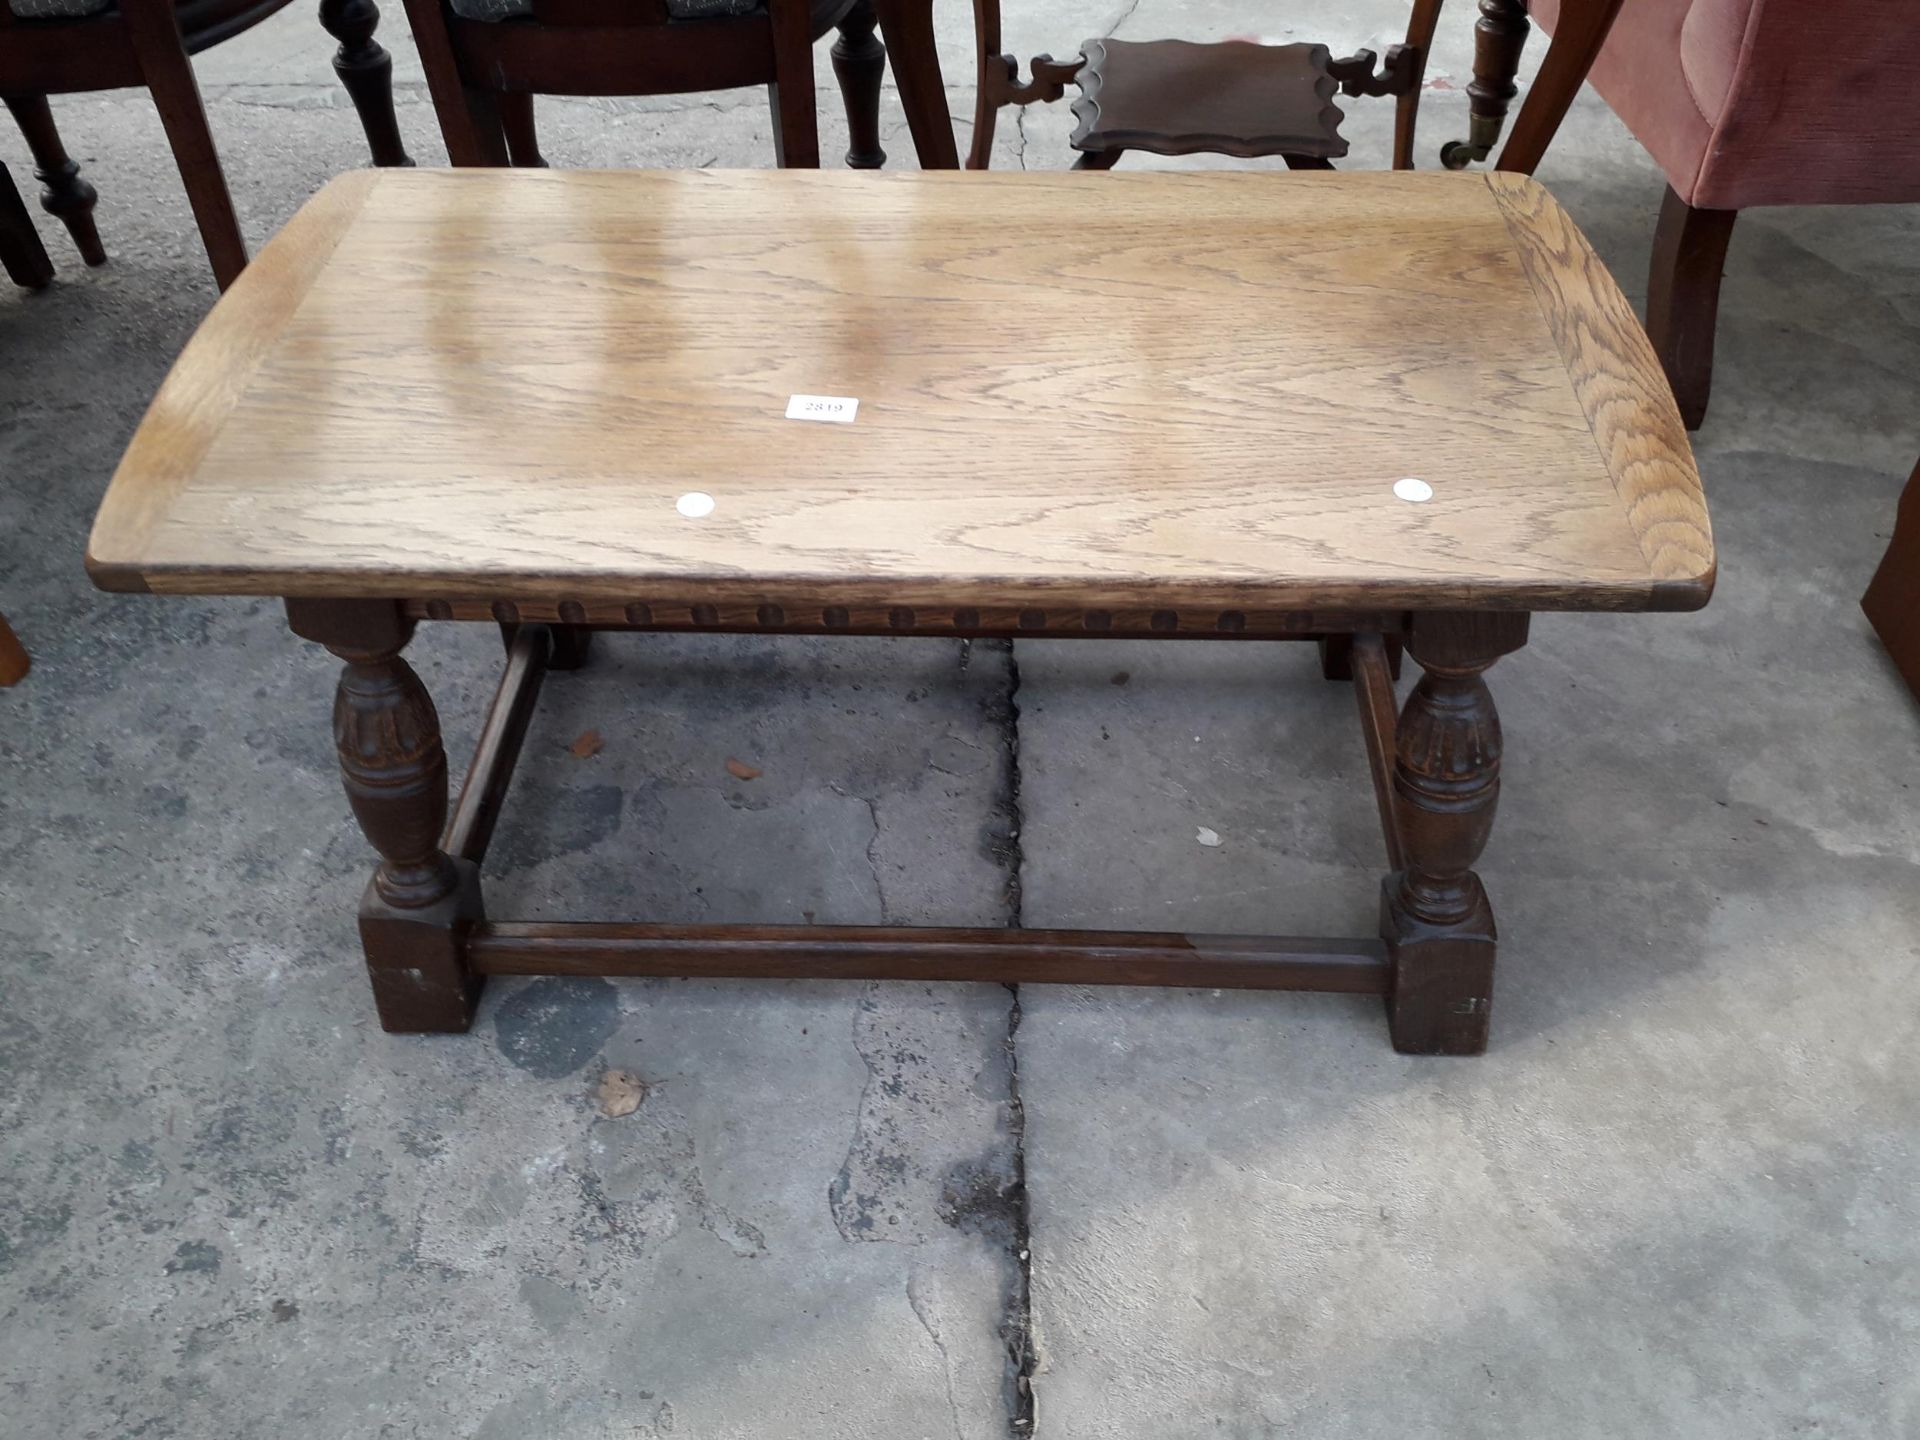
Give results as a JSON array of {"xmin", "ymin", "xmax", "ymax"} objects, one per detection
[{"xmin": 785, "ymin": 394, "xmax": 859, "ymax": 424}]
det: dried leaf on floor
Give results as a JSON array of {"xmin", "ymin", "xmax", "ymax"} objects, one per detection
[
  {"xmin": 596, "ymin": 1070, "xmax": 647, "ymax": 1118},
  {"xmin": 725, "ymin": 757, "xmax": 762, "ymax": 780},
  {"xmin": 568, "ymin": 729, "xmax": 603, "ymax": 759},
  {"xmin": 1196, "ymin": 826, "xmax": 1223, "ymax": 847}
]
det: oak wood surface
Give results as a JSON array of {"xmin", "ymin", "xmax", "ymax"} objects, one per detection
[{"xmin": 90, "ymin": 167, "xmax": 1713, "ymax": 614}]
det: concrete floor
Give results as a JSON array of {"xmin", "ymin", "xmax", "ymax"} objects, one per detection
[{"xmin": 2, "ymin": 2, "xmax": 1918, "ymax": 1436}]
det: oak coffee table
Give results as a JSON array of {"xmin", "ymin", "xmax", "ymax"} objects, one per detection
[{"xmin": 88, "ymin": 168, "xmax": 1714, "ymax": 1055}]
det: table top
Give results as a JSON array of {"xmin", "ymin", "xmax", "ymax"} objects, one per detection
[{"xmin": 88, "ymin": 167, "xmax": 1714, "ymax": 615}]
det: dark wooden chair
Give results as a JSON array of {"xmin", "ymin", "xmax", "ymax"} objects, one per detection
[
  {"xmin": 1864, "ymin": 456, "xmax": 1920, "ymax": 704},
  {"xmin": 0, "ymin": 0, "xmax": 305, "ymax": 289},
  {"xmin": 402, "ymin": 0, "xmax": 943, "ymax": 172}
]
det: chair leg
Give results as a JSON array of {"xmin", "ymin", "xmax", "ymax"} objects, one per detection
[
  {"xmin": 0, "ymin": 612, "xmax": 28, "ymax": 687},
  {"xmin": 121, "ymin": 0, "xmax": 246, "ymax": 289},
  {"xmin": 767, "ymin": 0, "xmax": 820, "ymax": 168},
  {"xmin": 0, "ymin": 161, "xmax": 54, "ymax": 290},
  {"xmin": 4, "ymin": 96, "xmax": 105, "ymax": 266},
  {"xmin": 1647, "ymin": 185, "xmax": 1737, "ymax": 431},
  {"xmin": 1861, "ymin": 456, "xmax": 1920, "ymax": 702},
  {"xmin": 873, "ymin": 0, "xmax": 958, "ymax": 168},
  {"xmin": 318, "ymin": 0, "xmax": 415, "ymax": 167},
  {"xmin": 831, "ymin": 0, "xmax": 887, "ymax": 169},
  {"xmin": 1439, "ymin": 0, "xmax": 1528, "ymax": 169},
  {"xmin": 500, "ymin": 93, "xmax": 547, "ymax": 167},
  {"xmin": 398, "ymin": 0, "xmax": 508, "ymax": 165}
]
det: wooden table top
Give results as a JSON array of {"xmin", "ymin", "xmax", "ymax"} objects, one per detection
[{"xmin": 88, "ymin": 167, "xmax": 1713, "ymax": 616}]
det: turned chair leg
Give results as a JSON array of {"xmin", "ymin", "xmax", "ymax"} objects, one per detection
[
  {"xmin": 831, "ymin": 0, "xmax": 887, "ymax": 169},
  {"xmin": 318, "ymin": 0, "xmax": 415, "ymax": 167},
  {"xmin": 288, "ymin": 600, "xmax": 485, "ymax": 1032},
  {"xmin": 0, "ymin": 161, "xmax": 54, "ymax": 290},
  {"xmin": 1380, "ymin": 612, "xmax": 1528, "ymax": 1054},
  {"xmin": 5, "ymin": 96, "xmax": 105, "ymax": 266},
  {"xmin": 1647, "ymin": 184, "xmax": 1738, "ymax": 431},
  {"xmin": 1440, "ymin": 0, "xmax": 1529, "ymax": 169},
  {"xmin": 0, "ymin": 611, "xmax": 28, "ymax": 686},
  {"xmin": 499, "ymin": 93, "xmax": 547, "ymax": 167},
  {"xmin": 120, "ymin": 0, "xmax": 248, "ymax": 289}
]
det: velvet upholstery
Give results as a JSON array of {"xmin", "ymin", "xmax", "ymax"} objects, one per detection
[{"xmin": 1534, "ymin": 0, "xmax": 1920, "ymax": 210}]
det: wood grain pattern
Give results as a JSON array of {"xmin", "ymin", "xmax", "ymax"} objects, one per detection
[
  {"xmin": 90, "ymin": 168, "xmax": 1713, "ymax": 614},
  {"xmin": 1486, "ymin": 171, "xmax": 1716, "ymax": 601},
  {"xmin": 87, "ymin": 170, "xmax": 377, "ymax": 592}
]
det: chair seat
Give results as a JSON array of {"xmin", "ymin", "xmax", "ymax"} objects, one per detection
[
  {"xmin": 1069, "ymin": 38, "xmax": 1349, "ymax": 160},
  {"xmin": 449, "ymin": 0, "xmax": 760, "ymax": 20}
]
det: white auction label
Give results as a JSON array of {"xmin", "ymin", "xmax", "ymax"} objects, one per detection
[{"xmin": 786, "ymin": 394, "xmax": 859, "ymax": 424}]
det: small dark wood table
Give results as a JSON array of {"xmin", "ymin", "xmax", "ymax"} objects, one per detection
[{"xmin": 87, "ymin": 168, "xmax": 1714, "ymax": 1054}]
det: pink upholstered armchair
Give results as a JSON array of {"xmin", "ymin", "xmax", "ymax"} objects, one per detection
[{"xmin": 1529, "ymin": 0, "xmax": 1920, "ymax": 427}]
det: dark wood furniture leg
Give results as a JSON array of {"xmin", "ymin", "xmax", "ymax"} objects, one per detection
[
  {"xmin": 500, "ymin": 92, "xmax": 546, "ymax": 167},
  {"xmin": 832, "ymin": 0, "xmax": 887, "ymax": 169},
  {"xmin": 4, "ymin": 96, "xmax": 105, "ymax": 266},
  {"xmin": 0, "ymin": 160, "xmax": 53, "ymax": 289},
  {"xmin": 318, "ymin": 0, "xmax": 415, "ymax": 167},
  {"xmin": 1647, "ymin": 184, "xmax": 1737, "ymax": 431},
  {"xmin": 1441, "ymin": 0, "xmax": 1529, "ymax": 170},
  {"xmin": 0, "ymin": 611, "xmax": 27, "ymax": 686},
  {"xmin": 873, "ymin": 0, "xmax": 959, "ymax": 168},
  {"xmin": 1495, "ymin": 0, "xmax": 1626, "ymax": 173},
  {"xmin": 398, "ymin": 0, "xmax": 507, "ymax": 165},
  {"xmin": 1380, "ymin": 611, "xmax": 1527, "ymax": 1054},
  {"xmin": 1862, "ymin": 457, "xmax": 1920, "ymax": 702},
  {"xmin": 121, "ymin": 0, "xmax": 248, "ymax": 290},
  {"xmin": 288, "ymin": 600, "xmax": 485, "ymax": 1032},
  {"xmin": 1393, "ymin": 0, "xmax": 1444, "ymax": 169},
  {"xmin": 768, "ymin": 0, "xmax": 821, "ymax": 169}
]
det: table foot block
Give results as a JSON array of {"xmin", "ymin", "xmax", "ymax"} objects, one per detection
[
  {"xmin": 360, "ymin": 862, "xmax": 486, "ymax": 1033},
  {"xmin": 1380, "ymin": 886, "xmax": 1495, "ymax": 1055}
]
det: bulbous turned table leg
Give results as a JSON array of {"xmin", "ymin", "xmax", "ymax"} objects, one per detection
[
  {"xmin": 1380, "ymin": 612, "xmax": 1528, "ymax": 1054},
  {"xmin": 318, "ymin": 0, "xmax": 415, "ymax": 168},
  {"xmin": 289, "ymin": 600, "xmax": 483, "ymax": 1031}
]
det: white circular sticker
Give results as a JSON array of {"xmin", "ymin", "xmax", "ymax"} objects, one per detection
[
  {"xmin": 676, "ymin": 492, "xmax": 716, "ymax": 518},
  {"xmin": 1392, "ymin": 477, "xmax": 1434, "ymax": 503}
]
